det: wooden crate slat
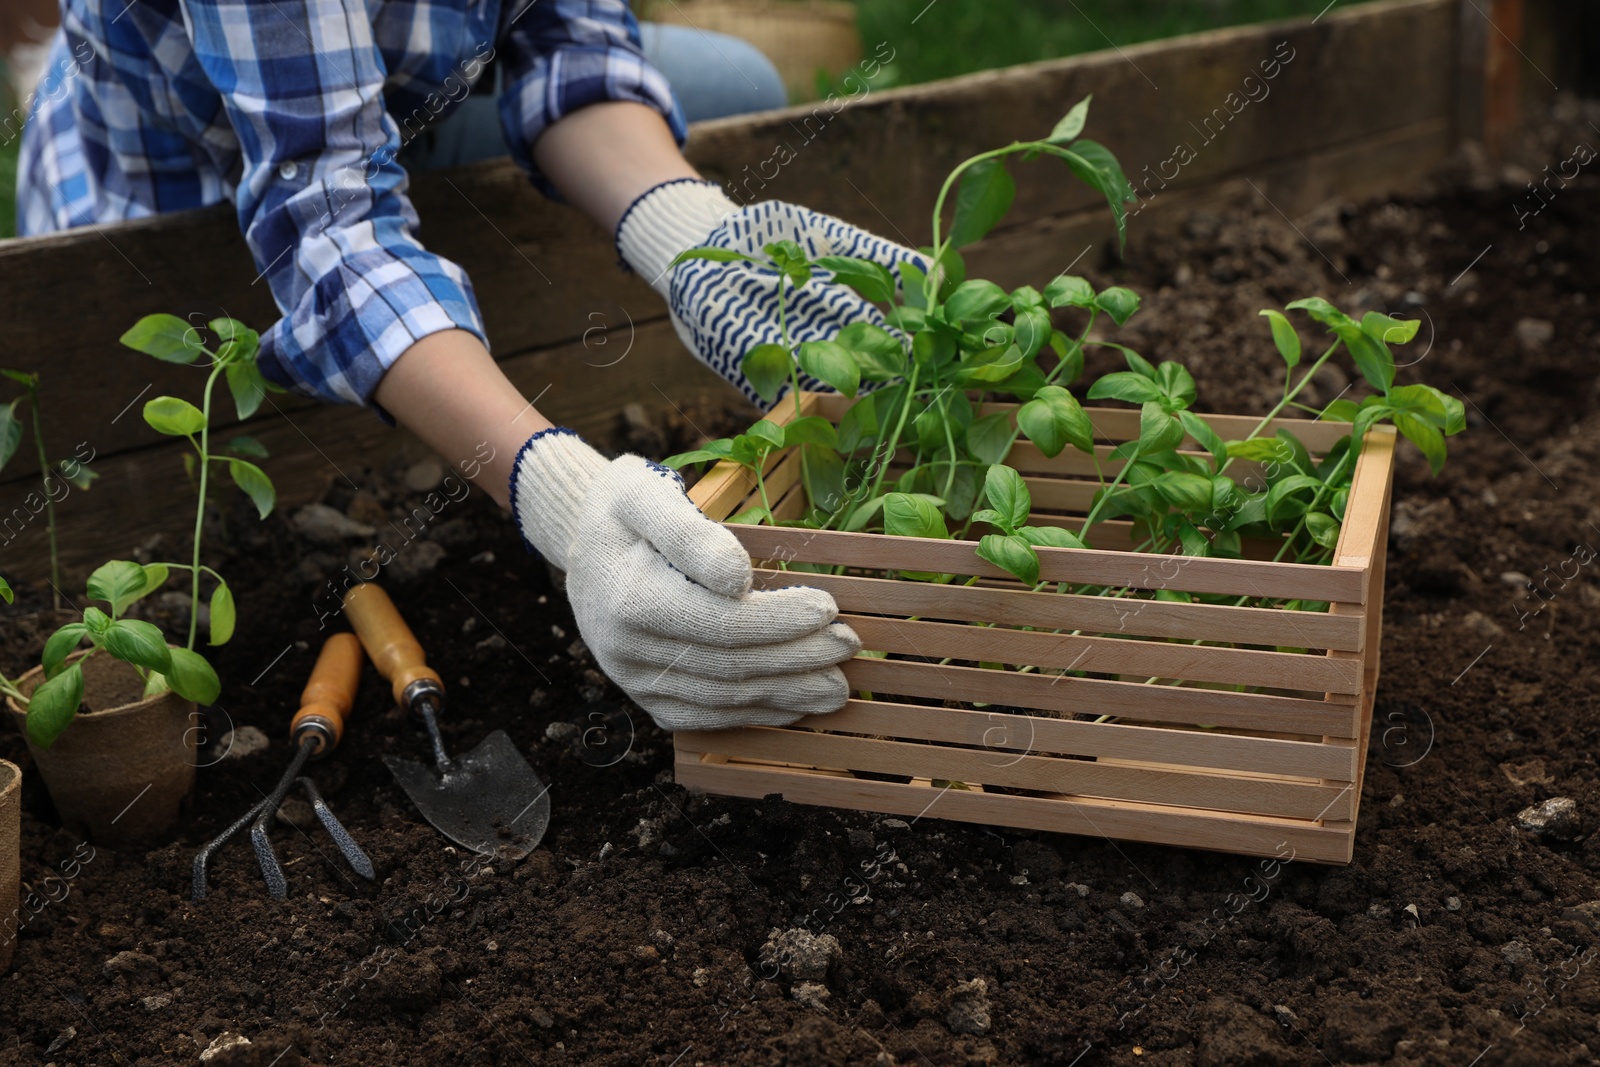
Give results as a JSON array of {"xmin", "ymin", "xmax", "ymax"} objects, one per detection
[
  {"xmin": 753, "ymin": 570, "xmax": 1363, "ymax": 651},
  {"xmin": 844, "ymin": 658, "xmax": 1361, "ymax": 737},
  {"xmin": 726, "ymin": 525, "xmax": 1366, "ymax": 602},
  {"xmin": 841, "ymin": 614, "xmax": 1362, "ymax": 693},
  {"xmin": 675, "ymin": 727, "xmax": 1353, "ymax": 821},
  {"xmin": 698, "ymin": 698, "xmax": 1358, "ymax": 779},
  {"xmin": 677, "ymin": 754, "xmax": 1355, "ymax": 864}
]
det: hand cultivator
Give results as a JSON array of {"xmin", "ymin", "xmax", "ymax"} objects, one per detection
[{"xmin": 192, "ymin": 633, "xmax": 375, "ymax": 900}]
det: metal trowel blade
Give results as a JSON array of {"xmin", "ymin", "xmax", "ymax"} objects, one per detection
[{"xmin": 384, "ymin": 729, "xmax": 550, "ymax": 860}]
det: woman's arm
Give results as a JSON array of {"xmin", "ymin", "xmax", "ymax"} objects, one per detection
[{"xmin": 375, "ymin": 103, "xmax": 697, "ymax": 506}]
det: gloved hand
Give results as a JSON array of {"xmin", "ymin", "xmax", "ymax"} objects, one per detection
[
  {"xmin": 616, "ymin": 179, "xmax": 930, "ymax": 406},
  {"xmin": 510, "ymin": 427, "xmax": 861, "ymax": 732}
]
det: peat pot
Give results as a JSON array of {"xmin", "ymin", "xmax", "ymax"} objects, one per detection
[
  {"xmin": 1, "ymin": 759, "xmax": 18, "ymax": 973},
  {"xmin": 5, "ymin": 651, "xmax": 196, "ymax": 843}
]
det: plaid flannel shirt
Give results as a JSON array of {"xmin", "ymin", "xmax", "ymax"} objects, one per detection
[{"xmin": 18, "ymin": 0, "xmax": 686, "ymax": 406}]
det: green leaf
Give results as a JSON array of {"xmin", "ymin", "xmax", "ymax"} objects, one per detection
[
  {"xmin": 1047, "ymin": 95, "xmax": 1091, "ymax": 144},
  {"xmin": 1044, "ymin": 275, "xmax": 1095, "ymax": 308},
  {"xmin": 897, "ymin": 264, "xmax": 929, "ymax": 312},
  {"xmin": 784, "ymin": 416, "xmax": 838, "ymax": 450},
  {"xmin": 26, "ymin": 663, "xmax": 84, "ymax": 748},
  {"xmin": 143, "ymin": 396, "xmax": 206, "ymax": 437},
  {"xmin": 1334, "ymin": 323, "xmax": 1396, "ymax": 394},
  {"xmin": 82, "ymin": 606, "xmax": 111, "ymax": 634},
  {"xmin": 208, "ymin": 317, "xmax": 254, "ymax": 344},
  {"xmin": 1306, "ymin": 511, "xmax": 1342, "ymax": 549},
  {"xmin": 210, "ymin": 581, "xmax": 236, "ymax": 646},
  {"xmin": 727, "ymin": 505, "xmax": 771, "ymax": 525},
  {"xmin": 663, "ymin": 441, "xmax": 734, "ymax": 469},
  {"xmin": 670, "ymin": 247, "xmax": 754, "ymax": 267},
  {"xmin": 0, "ymin": 400, "xmax": 21, "ymax": 471},
  {"xmin": 842, "ymin": 495, "xmax": 888, "ymax": 532},
  {"xmin": 943, "ymin": 280, "xmax": 1011, "ymax": 327},
  {"xmin": 1322, "ymin": 398, "xmax": 1361, "ymax": 423},
  {"xmin": 1177, "ymin": 520, "xmax": 1211, "ymax": 558},
  {"xmin": 0, "ymin": 575, "xmax": 11, "ymax": 605},
  {"xmin": 993, "ymin": 360, "xmax": 1049, "ymax": 401},
  {"xmin": 954, "ymin": 344, "xmax": 1024, "ymax": 385},
  {"xmin": 942, "ymin": 462, "xmax": 980, "ymax": 522},
  {"xmin": 1138, "ymin": 402, "xmax": 1186, "ymax": 454},
  {"xmin": 983, "ymin": 465, "xmax": 1032, "ymax": 531},
  {"xmin": 165, "ymin": 646, "xmax": 221, "ymax": 704},
  {"xmin": 965, "ymin": 411, "xmax": 1013, "ymax": 465},
  {"xmin": 225, "ymin": 361, "xmax": 268, "ymax": 420},
  {"xmin": 1017, "ymin": 385, "xmax": 1093, "ymax": 458},
  {"xmin": 1155, "ymin": 362, "xmax": 1196, "ymax": 410},
  {"xmin": 229, "ymin": 459, "xmax": 277, "ymax": 519},
  {"xmin": 1393, "ymin": 412, "xmax": 1447, "ymax": 476},
  {"xmin": 1275, "ymin": 429, "xmax": 1313, "ymax": 475},
  {"xmin": 120, "ymin": 314, "xmax": 206, "ymax": 364},
  {"xmin": 1265, "ymin": 474, "xmax": 1323, "ymax": 523},
  {"xmin": 56, "ymin": 457, "xmax": 98, "ymax": 490},
  {"xmin": 882, "ymin": 493, "xmax": 951, "ymax": 540},
  {"xmin": 977, "ymin": 533, "xmax": 1040, "ymax": 586},
  {"xmin": 1360, "ymin": 311, "xmax": 1420, "ymax": 345},
  {"xmin": 1010, "ymin": 285, "xmax": 1044, "ymax": 312},
  {"xmin": 837, "ymin": 395, "xmax": 880, "ymax": 453},
  {"xmin": 1094, "ymin": 286, "xmax": 1141, "ymax": 326},
  {"xmin": 102, "ymin": 620, "xmax": 173, "ymax": 674},
  {"xmin": 1178, "ymin": 410, "xmax": 1226, "ymax": 467},
  {"xmin": 138, "ymin": 563, "xmax": 169, "ymax": 600},
  {"xmin": 1259, "ymin": 309, "xmax": 1302, "ymax": 368},
  {"xmin": 798, "ymin": 340, "xmax": 860, "ymax": 398},
  {"xmin": 1087, "ymin": 372, "xmax": 1162, "ymax": 405},
  {"xmin": 1225, "ymin": 437, "xmax": 1292, "ymax": 463},
  {"xmin": 741, "ymin": 343, "xmax": 794, "ymax": 403},
  {"xmin": 0, "ymin": 369, "xmax": 36, "ymax": 386},
  {"xmin": 42, "ymin": 624, "xmax": 88, "ymax": 679},
  {"xmin": 801, "ymin": 445, "xmax": 847, "ymax": 515},
  {"xmin": 225, "ymin": 435, "xmax": 270, "ymax": 459},
  {"xmin": 912, "ymin": 329, "xmax": 957, "ymax": 370},
  {"xmin": 745, "ymin": 419, "xmax": 787, "ymax": 450},
  {"xmin": 1013, "ymin": 306, "xmax": 1053, "ymax": 360},
  {"xmin": 1150, "ymin": 471, "xmax": 1214, "ymax": 513},
  {"xmin": 1284, "ymin": 297, "xmax": 1353, "ymax": 329},
  {"xmin": 1051, "ymin": 139, "xmax": 1133, "ymax": 248},
  {"xmin": 836, "ymin": 322, "xmax": 907, "ymax": 380},
  {"xmin": 87, "ymin": 560, "xmax": 151, "ymax": 615},
  {"xmin": 1019, "ymin": 525, "xmax": 1086, "ymax": 549},
  {"xmin": 816, "ymin": 256, "xmax": 896, "ymax": 304},
  {"xmin": 949, "ymin": 158, "xmax": 1016, "ymax": 248}
]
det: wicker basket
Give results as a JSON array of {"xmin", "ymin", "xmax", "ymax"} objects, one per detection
[
  {"xmin": 677, "ymin": 392, "xmax": 1395, "ymax": 864},
  {"xmin": 642, "ymin": 0, "xmax": 862, "ymax": 101}
]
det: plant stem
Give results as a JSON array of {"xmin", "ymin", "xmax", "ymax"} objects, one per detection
[
  {"xmin": 27, "ymin": 386, "xmax": 61, "ymax": 607},
  {"xmin": 1220, "ymin": 338, "xmax": 1341, "ymax": 474},
  {"xmin": 189, "ymin": 362, "xmax": 226, "ymax": 650}
]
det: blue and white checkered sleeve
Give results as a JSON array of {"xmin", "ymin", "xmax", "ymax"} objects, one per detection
[
  {"xmin": 185, "ymin": 0, "xmax": 487, "ymax": 407},
  {"xmin": 496, "ymin": 0, "xmax": 688, "ymax": 197}
]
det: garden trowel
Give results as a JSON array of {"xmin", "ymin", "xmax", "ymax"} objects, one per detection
[{"xmin": 343, "ymin": 583, "xmax": 549, "ymax": 859}]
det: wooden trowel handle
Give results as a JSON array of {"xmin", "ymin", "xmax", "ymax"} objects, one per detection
[
  {"xmin": 290, "ymin": 632, "xmax": 364, "ymax": 755},
  {"xmin": 342, "ymin": 583, "xmax": 444, "ymax": 708}
]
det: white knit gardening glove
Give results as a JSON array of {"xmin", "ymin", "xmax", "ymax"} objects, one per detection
[
  {"xmin": 616, "ymin": 179, "xmax": 930, "ymax": 406},
  {"xmin": 510, "ymin": 428, "xmax": 861, "ymax": 731}
]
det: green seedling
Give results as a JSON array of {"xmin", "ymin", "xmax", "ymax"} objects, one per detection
[
  {"xmin": 0, "ymin": 316, "xmax": 280, "ymax": 748},
  {"xmin": 665, "ymin": 97, "xmax": 1464, "ymax": 612},
  {"xmin": 0, "ymin": 370, "xmax": 97, "ymax": 604},
  {"xmin": 0, "ymin": 561, "xmax": 220, "ymax": 746}
]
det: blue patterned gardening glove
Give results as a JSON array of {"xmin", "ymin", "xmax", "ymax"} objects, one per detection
[{"xmin": 616, "ymin": 179, "xmax": 930, "ymax": 406}]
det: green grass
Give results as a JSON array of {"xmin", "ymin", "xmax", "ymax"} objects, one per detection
[{"xmin": 853, "ymin": 0, "xmax": 1373, "ymax": 88}]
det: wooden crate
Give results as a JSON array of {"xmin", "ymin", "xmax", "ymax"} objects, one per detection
[{"xmin": 677, "ymin": 392, "xmax": 1395, "ymax": 864}]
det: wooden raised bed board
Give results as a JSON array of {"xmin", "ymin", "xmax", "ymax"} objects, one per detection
[{"xmin": 677, "ymin": 392, "xmax": 1395, "ymax": 864}]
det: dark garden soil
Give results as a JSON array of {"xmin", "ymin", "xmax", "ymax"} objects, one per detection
[{"xmin": 5, "ymin": 94, "xmax": 1600, "ymax": 1067}]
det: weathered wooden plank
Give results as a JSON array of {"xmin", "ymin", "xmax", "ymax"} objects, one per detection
[
  {"xmin": 843, "ymin": 657, "xmax": 1362, "ymax": 737},
  {"xmin": 676, "ymin": 753, "xmax": 1355, "ymax": 863},
  {"xmin": 710, "ymin": 697, "xmax": 1361, "ymax": 778},
  {"xmin": 749, "ymin": 569, "xmax": 1364, "ymax": 650},
  {"xmin": 0, "ymin": 0, "xmax": 1457, "ymax": 486}
]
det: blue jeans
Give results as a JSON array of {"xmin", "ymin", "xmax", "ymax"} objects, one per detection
[{"xmin": 404, "ymin": 23, "xmax": 786, "ymax": 171}]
